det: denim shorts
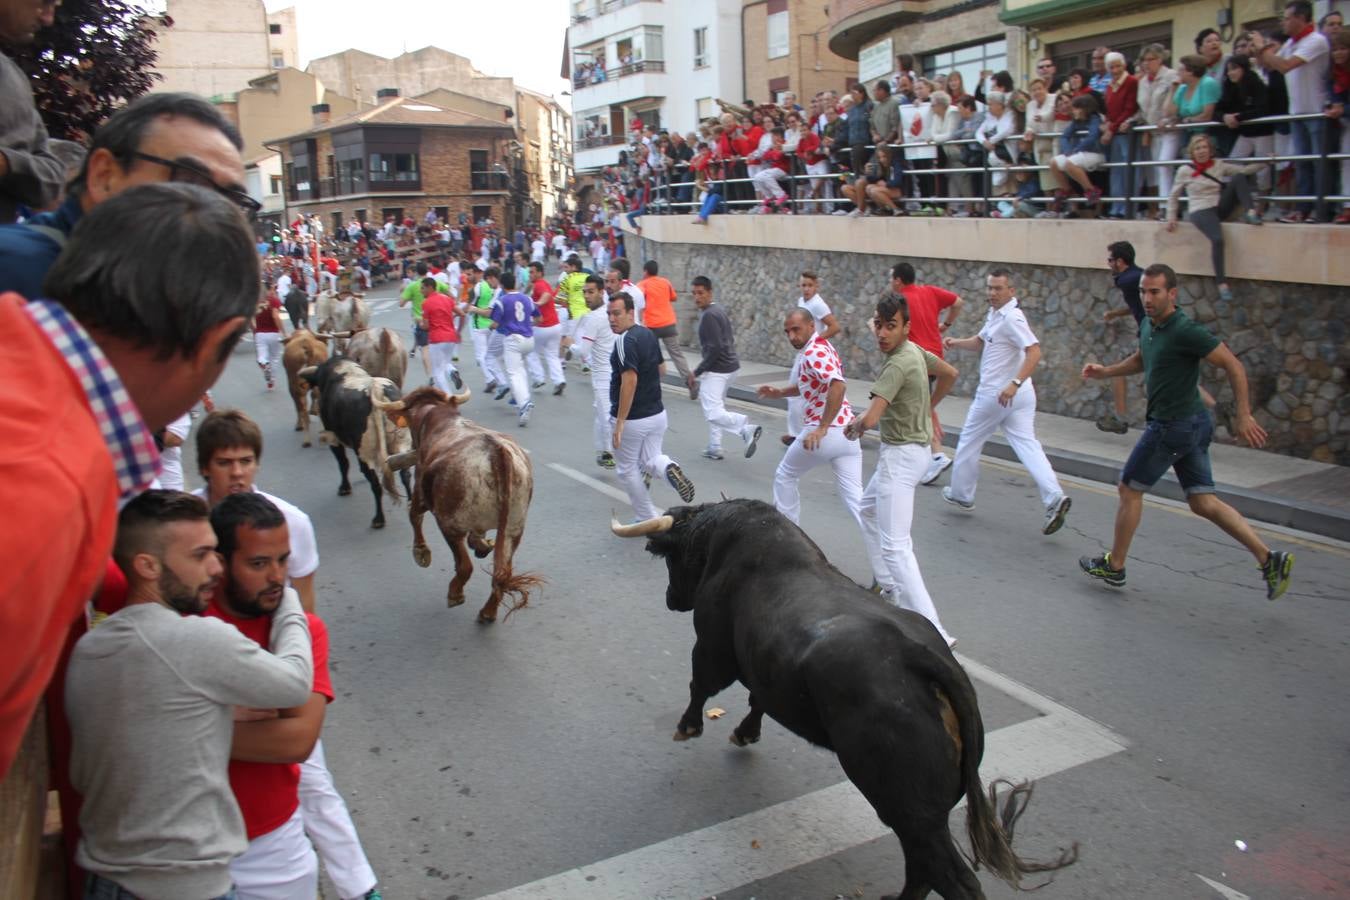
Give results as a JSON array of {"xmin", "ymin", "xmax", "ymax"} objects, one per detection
[
  {"xmin": 86, "ymin": 873, "xmax": 237, "ymax": 899},
  {"xmin": 412, "ymin": 324, "xmax": 429, "ymax": 347},
  {"xmin": 1120, "ymin": 412, "xmax": 1216, "ymax": 496}
]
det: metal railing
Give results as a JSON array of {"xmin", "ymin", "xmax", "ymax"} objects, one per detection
[
  {"xmin": 576, "ymin": 133, "xmax": 626, "ymax": 150},
  {"xmin": 571, "ymin": 59, "xmax": 665, "ymax": 89},
  {"xmin": 615, "ymin": 112, "xmax": 1347, "ymax": 220}
]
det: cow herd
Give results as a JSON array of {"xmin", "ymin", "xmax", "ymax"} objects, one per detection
[{"xmin": 267, "ymin": 299, "xmax": 1077, "ymax": 898}]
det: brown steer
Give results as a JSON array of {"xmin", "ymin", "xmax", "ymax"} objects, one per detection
[
  {"xmin": 378, "ymin": 386, "xmax": 542, "ymax": 623},
  {"xmin": 282, "ymin": 329, "xmax": 329, "ymax": 446}
]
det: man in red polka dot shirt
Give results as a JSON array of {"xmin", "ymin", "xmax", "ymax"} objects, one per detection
[{"xmin": 757, "ymin": 309, "xmax": 864, "ymax": 533}]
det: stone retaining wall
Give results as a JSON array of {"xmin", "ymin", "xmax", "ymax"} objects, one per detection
[{"xmin": 638, "ymin": 238, "xmax": 1349, "ymax": 465}]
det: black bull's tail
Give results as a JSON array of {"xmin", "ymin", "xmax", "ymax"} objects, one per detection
[
  {"xmin": 490, "ymin": 440, "xmax": 543, "ymax": 620},
  {"xmin": 942, "ymin": 662, "xmax": 1079, "ymax": 889}
]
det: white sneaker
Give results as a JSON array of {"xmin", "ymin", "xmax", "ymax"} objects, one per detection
[
  {"xmin": 1043, "ymin": 495, "xmax": 1072, "ymax": 535},
  {"xmin": 920, "ymin": 453, "xmax": 952, "ymax": 485},
  {"xmin": 941, "ymin": 486, "xmax": 974, "ymax": 510}
]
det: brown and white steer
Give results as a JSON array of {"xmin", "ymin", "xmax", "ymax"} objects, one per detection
[
  {"xmin": 377, "ymin": 386, "xmax": 541, "ymax": 623},
  {"xmin": 282, "ymin": 329, "xmax": 329, "ymax": 447},
  {"xmin": 346, "ymin": 326, "xmax": 407, "ymax": 389}
]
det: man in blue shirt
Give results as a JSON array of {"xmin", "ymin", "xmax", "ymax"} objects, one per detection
[
  {"xmin": 608, "ymin": 291, "xmax": 695, "ymax": 520},
  {"xmin": 490, "ymin": 270, "xmax": 537, "ymax": 426}
]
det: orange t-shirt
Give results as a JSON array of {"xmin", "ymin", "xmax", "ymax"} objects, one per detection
[
  {"xmin": 0, "ymin": 294, "xmax": 118, "ymax": 779},
  {"xmin": 639, "ymin": 275, "xmax": 677, "ymax": 329}
]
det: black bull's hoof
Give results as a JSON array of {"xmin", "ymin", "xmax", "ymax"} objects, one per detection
[
  {"xmin": 729, "ymin": 729, "xmax": 760, "ymax": 747},
  {"xmin": 672, "ymin": 723, "xmax": 703, "ymax": 742}
]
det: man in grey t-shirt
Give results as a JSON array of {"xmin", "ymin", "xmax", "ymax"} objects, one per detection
[{"xmin": 67, "ymin": 491, "xmax": 313, "ymax": 900}]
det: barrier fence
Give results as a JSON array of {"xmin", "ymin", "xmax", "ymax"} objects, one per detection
[{"xmin": 622, "ymin": 112, "xmax": 1348, "ymax": 220}]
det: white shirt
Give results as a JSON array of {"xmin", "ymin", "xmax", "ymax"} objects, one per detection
[
  {"xmin": 902, "ymin": 104, "xmax": 937, "ymax": 160},
  {"xmin": 1279, "ymin": 30, "xmax": 1330, "ymax": 115},
  {"xmin": 156, "ymin": 413, "xmax": 193, "ymax": 491},
  {"xmin": 573, "ymin": 306, "xmax": 615, "ymax": 374},
  {"xmin": 797, "ymin": 294, "xmax": 832, "ymax": 335},
  {"xmin": 531, "ymin": 239, "xmax": 547, "ymax": 261},
  {"xmin": 274, "ymin": 273, "xmax": 292, "ymax": 297},
  {"xmin": 551, "ymin": 234, "xmax": 567, "ymax": 251},
  {"xmin": 976, "ymin": 298, "xmax": 1039, "ymax": 391},
  {"xmin": 192, "ymin": 487, "xmax": 319, "ymax": 580},
  {"xmin": 621, "ymin": 279, "xmax": 646, "ymax": 324},
  {"xmin": 445, "ymin": 261, "xmax": 462, "ymax": 292}
]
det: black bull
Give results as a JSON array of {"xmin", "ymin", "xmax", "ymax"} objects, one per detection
[{"xmin": 614, "ymin": 499, "xmax": 1076, "ymax": 900}]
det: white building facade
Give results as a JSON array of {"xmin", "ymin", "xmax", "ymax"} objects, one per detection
[{"xmin": 568, "ymin": 0, "xmax": 741, "ymax": 174}]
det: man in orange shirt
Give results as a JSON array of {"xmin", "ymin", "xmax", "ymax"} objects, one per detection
[
  {"xmin": 637, "ymin": 259, "xmax": 695, "ymax": 398},
  {"xmin": 0, "ymin": 182, "xmax": 258, "ymax": 779}
]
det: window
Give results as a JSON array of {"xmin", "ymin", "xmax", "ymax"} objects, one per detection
[
  {"xmin": 268, "ymin": 175, "xmax": 281, "ymax": 195},
  {"xmin": 1049, "ymin": 23, "xmax": 1170, "ymax": 75},
  {"xmin": 767, "ymin": 10, "xmax": 789, "ymax": 59},
  {"xmin": 434, "ymin": 206, "xmax": 449, "ymax": 223},
  {"xmin": 331, "ymin": 212, "xmax": 343, "ymax": 235},
  {"xmin": 470, "ymin": 149, "xmax": 495, "ymax": 190},
  {"xmin": 287, "ymin": 140, "xmax": 316, "ymax": 201},
  {"xmin": 693, "ymin": 27, "xmax": 708, "ymax": 68},
  {"xmin": 355, "ymin": 208, "xmax": 367, "ymax": 224},
  {"xmin": 269, "ymin": 23, "xmax": 281, "ymax": 34},
  {"xmin": 272, "ymin": 54, "xmax": 285, "ymax": 69},
  {"xmin": 472, "ymin": 205, "xmax": 492, "ymax": 224},
  {"xmin": 696, "ymin": 97, "xmax": 716, "ymax": 121},
  {"xmin": 381, "ymin": 207, "xmax": 403, "ymax": 224},
  {"xmin": 369, "ymin": 152, "xmax": 419, "ymax": 183},
  {"xmin": 921, "ymin": 38, "xmax": 1007, "ymax": 93}
]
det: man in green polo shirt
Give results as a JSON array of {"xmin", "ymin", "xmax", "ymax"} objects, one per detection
[
  {"xmin": 399, "ymin": 262, "xmax": 431, "ymax": 380},
  {"xmin": 462, "ymin": 264, "xmax": 505, "ymax": 391},
  {"xmin": 557, "ymin": 254, "xmax": 589, "ymax": 368},
  {"xmin": 1079, "ymin": 262, "xmax": 1293, "ymax": 600}
]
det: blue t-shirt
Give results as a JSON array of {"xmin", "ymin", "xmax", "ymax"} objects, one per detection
[
  {"xmin": 491, "ymin": 291, "xmax": 536, "ymax": 338},
  {"xmin": 609, "ymin": 325, "xmax": 665, "ymax": 420},
  {"xmin": 0, "ymin": 195, "xmax": 80, "ymax": 299},
  {"xmin": 1114, "ymin": 265, "xmax": 1145, "ymax": 326},
  {"xmin": 1172, "ymin": 78, "xmax": 1220, "ymax": 123}
]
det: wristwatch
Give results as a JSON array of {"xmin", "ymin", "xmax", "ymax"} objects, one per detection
[{"xmin": 1011, "ymin": 378, "xmax": 1024, "ymax": 387}]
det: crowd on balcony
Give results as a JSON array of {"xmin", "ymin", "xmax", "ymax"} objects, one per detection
[{"xmin": 602, "ymin": 1, "xmax": 1348, "ymax": 251}]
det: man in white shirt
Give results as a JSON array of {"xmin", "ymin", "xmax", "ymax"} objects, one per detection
[
  {"xmin": 575, "ymin": 275, "xmax": 617, "ymax": 468},
  {"xmin": 530, "ymin": 236, "xmax": 547, "ymax": 263},
  {"xmin": 551, "ymin": 232, "xmax": 567, "ymax": 259},
  {"xmin": 605, "ymin": 260, "xmax": 645, "ymax": 325},
  {"xmin": 156, "ymin": 411, "xmax": 193, "ymax": 490},
  {"xmin": 274, "ymin": 268, "xmax": 292, "ymax": 300},
  {"xmin": 786, "ymin": 271, "xmax": 840, "ymax": 444},
  {"xmin": 192, "ymin": 410, "xmax": 382, "ymax": 900},
  {"xmin": 1258, "ymin": 1, "xmax": 1331, "ymax": 222},
  {"xmin": 941, "ymin": 268, "xmax": 1072, "ymax": 535}
]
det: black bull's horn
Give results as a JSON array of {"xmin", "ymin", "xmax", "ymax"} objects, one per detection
[{"xmin": 610, "ymin": 515, "xmax": 674, "ymax": 537}]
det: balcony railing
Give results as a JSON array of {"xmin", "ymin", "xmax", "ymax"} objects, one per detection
[
  {"xmin": 572, "ymin": 59, "xmax": 664, "ymax": 90},
  {"xmin": 471, "ymin": 171, "xmax": 510, "ymax": 191},
  {"xmin": 571, "ymin": 0, "xmax": 657, "ymax": 23},
  {"xmin": 576, "ymin": 133, "xmax": 625, "ymax": 150}
]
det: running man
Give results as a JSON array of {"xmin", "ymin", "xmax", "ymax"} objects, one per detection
[
  {"xmin": 463, "ymin": 265, "xmax": 505, "ymax": 392},
  {"xmin": 421, "ymin": 276, "xmax": 463, "ymax": 393},
  {"xmin": 889, "ymin": 262, "xmax": 964, "ymax": 484},
  {"xmin": 759, "ymin": 309, "xmax": 863, "ymax": 528},
  {"xmin": 638, "ymin": 259, "xmax": 694, "ymax": 397},
  {"xmin": 1079, "ymin": 262, "xmax": 1293, "ymax": 599},
  {"xmin": 941, "ymin": 268, "xmax": 1073, "ymax": 536},
  {"xmin": 575, "ymin": 274, "xmax": 616, "ymax": 468},
  {"xmin": 785, "ymin": 271, "xmax": 841, "ymax": 444},
  {"xmin": 398, "ymin": 262, "xmax": 433, "ymax": 380},
  {"xmin": 690, "ymin": 275, "xmax": 762, "ymax": 460},
  {"xmin": 490, "ymin": 270, "xmax": 537, "ymax": 426},
  {"xmin": 529, "ymin": 260, "xmax": 566, "ymax": 395},
  {"xmin": 846, "ymin": 292, "xmax": 959, "ymax": 646},
  {"xmin": 608, "ymin": 290, "xmax": 695, "ymax": 519}
]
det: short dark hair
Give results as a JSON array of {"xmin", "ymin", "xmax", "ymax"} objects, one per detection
[
  {"xmin": 989, "ymin": 266, "xmax": 1015, "ymax": 283},
  {"xmin": 211, "ymin": 492, "xmax": 286, "ymax": 564},
  {"xmin": 197, "ymin": 409, "xmax": 263, "ymax": 474},
  {"xmin": 1143, "ymin": 262, "xmax": 1178, "ymax": 290},
  {"xmin": 499, "ymin": 270, "xmax": 516, "ymax": 290},
  {"xmin": 420, "ymin": 277, "xmax": 438, "ymax": 292},
  {"xmin": 1194, "ymin": 27, "xmax": 1220, "ymax": 51},
  {"xmin": 800, "ymin": 270, "xmax": 818, "ymax": 282},
  {"xmin": 643, "ymin": 259, "xmax": 658, "ymax": 276},
  {"xmin": 874, "ymin": 79, "xmax": 891, "ymax": 95},
  {"xmin": 566, "ymin": 253, "xmax": 582, "ymax": 268},
  {"xmin": 44, "ymin": 183, "xmax": 258, "ymax": 363},
  {"xmin": 1107, "ymin": 241, "xmax": 1136, "ymax": 266},
  {"xmin": 1178, "ymin": 55, "xmax": 1209, "ymax": 78},
  {"xmin": 691, "ymin": 275, "xmax": 712, "ymax": 291},
  {"xmin": 529, "ymin": 261, "xmax": 545, "ymax": 275},
  {"xmin": 609, "ymin": 290, "xmax": 634, "ymax": 312},
  {"xmin": 485, "ymin": 266, "xmax": 501, "ymax": 279},
  {"xmin": 875, "ymin": 292, "xmax": 910, "ymax": 324},
  {"xmin": 891, "ymin": 262, "xmax": 916, "ymax": 284},
  {"xmin": 114, "ymin": 489, "xmax": 211, "ymax": 573},
  {"xmin": 1286, "ymin": 1, "xmax": 1313, "ymax": 23},
  {"xmin": 69, "ymin": 92, "xmax": 243, "ymax": 197},
  {"xmin": 611, "ymin": 257, "xmax": 631, "ymax": 279},
  {"xmin": 1071, "ymin": 93, "xmax": 1100, "ymax": 115},
  {"xmin": 584, "ymin": 273, "xmax": 605, "ymax": 290}
]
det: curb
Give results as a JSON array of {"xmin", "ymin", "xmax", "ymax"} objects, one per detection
[{"xmin": 667, "ymin": 372, "xmax": 1350, "ymax": 542}]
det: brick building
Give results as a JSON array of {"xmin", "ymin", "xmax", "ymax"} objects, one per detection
[{"xmin": 269, "ymin": 91, "xmax": 517, "ymax": 233}]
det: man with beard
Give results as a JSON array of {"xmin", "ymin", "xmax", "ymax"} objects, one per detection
[{"xmin": 66, "ymin": 490, "xmax": 314, "ymax": 900}]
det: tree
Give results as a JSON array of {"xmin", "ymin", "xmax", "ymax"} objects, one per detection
[{"xmin": 2, "ymin": 0, "xmax": 165, "ymax": 141}]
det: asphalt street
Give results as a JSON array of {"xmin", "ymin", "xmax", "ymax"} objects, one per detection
[{"xmin": 206, "ymin": 281, "xmax": 1349, "ymax": 900}]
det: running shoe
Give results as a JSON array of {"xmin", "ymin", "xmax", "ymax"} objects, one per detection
[
  {"xmin": 532, "ymin": 380, "xmax": 546, "ymax": 389},
  {"xmin": 1095, "ymin": 412, "xmax": 1129, "ymax": 434},
  {"xmin": 451, "ymin": 370, "xmax": 464, "ymax": 391},
  {"xmin": 941, "ymin": 486, "xmax": 974, "ymax": 510},
  {"xmin": 920, "ymin": 453, "xmax": 953, "ymax": 485},
  {"xmin": 701, "ymin": 448, "xmax": 725, "ymax": 460},
  {"xmin": 485, "ymin": 380, "xmax": 498, "ymax": 393},
  {"xmin": 581, "ymin": 365, "xmax": 591, "ymax": 375},
  {"xmin": 744, "ymin": 425, "xmax": 763, "ymax": 459},
  {"xmin": 518, "ymin": 402, "xmax": 533, "ymax": 427},
  {"xmin": 780, "ymin": 433, "xmax": 795, "ymax": 447},
  {"xmin": 1079, "ymin": 553, "xmax": 1125, "ymax": 587},
  {"xmin": 494, "ymin": 385, "xmax": 512, "ymax": 401},
  {"xmin": 1084, "ymin": 186, "xmax": 1103, "ymax": 205},
  {"xmin": 362, "ymin": 890, "xmax": 383, "ymax": 900},
  {"xmin": 596, "ymin": 451, "xmax": 616, "ymax": 469},
  {"xmin": 553, "ymin": 382, "xmax": 566, "ymax": 396},
  {"xmin": 1043, "ymin": 495, "xmax": 1072, "ymax": 535},
  {"xmin": 665, "ymin": 462, "xmax": 695, "ymax": 502},
  {"xmin": 1261, "ymin": 550, "xmax": 1294, "ymax": 600}
]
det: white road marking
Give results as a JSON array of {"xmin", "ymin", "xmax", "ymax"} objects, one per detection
[
  {"xmin": 476, "ymin": 651, "xmax": 1128, "ymax": 900},
  {"xmin": 1195, "ymin": 874, "xmax": 1252, "ymax": 899},
  {"xmin": 546, "ymin": 461, "xmax": 634, "ymax": 506}
]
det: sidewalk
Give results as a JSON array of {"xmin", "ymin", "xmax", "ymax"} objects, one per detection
[{"xmin": 666, "ymin": 360, "xmax": 1350, "ymax": 542}]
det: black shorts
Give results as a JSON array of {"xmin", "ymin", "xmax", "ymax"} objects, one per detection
[{"xmin": 413, "ymin": 324, "xmax": 429, "ymax": 347}]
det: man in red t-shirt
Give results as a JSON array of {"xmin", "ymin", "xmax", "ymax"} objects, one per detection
[
  {"xmin": 890, "ymin": 262, "xmax": 964, "ymax": 485},
  {"xmin": 420, "ymin": 276, "xmax": 463, "ymax": 394},
  {"xmin": 204, "ymin": 493, "xmax": 336, "ymax": 899},
  {"xmin": 320, "ymin": 254, "xmax": 339, "ymax": 292},
  {"xmin": 528, "ymin": 260, "xmax": 566, "ymax": 394},
  {"xmin": 252, "ymin": 291, "xmax": 286, "ymax": 391}
]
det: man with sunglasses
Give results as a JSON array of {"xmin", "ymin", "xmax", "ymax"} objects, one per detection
[
  {"xmin": 0, "ymin": 91, "xmax": 252, "ymax": 299},
  {"xmin": 1035, "ymin": 57, "xmax": 1067, "ymax": 93}
]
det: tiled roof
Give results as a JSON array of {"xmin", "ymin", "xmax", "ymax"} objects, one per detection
[{"xmin": 272, "ymin": 97, "xmax": 513, "ymax": 143}]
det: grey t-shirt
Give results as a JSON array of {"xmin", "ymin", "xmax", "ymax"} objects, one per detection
[{"xmin": 66, "ymin": 591, "xmax": 313, "ymax": 899}]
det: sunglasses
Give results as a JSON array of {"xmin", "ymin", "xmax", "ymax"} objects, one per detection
[{"xmin": 127, "ymin": 151, "xmax": 261, "ymax": 220}]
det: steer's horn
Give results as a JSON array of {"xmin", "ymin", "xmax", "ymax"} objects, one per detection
[
  {"xmin": 610, "ymin": 514, "xmax": 675, "ymax": 537},
  {"xmin": 449, "ymin": 388, "xmax": 472, "ymax": 406},
  {"xmin": 370, "ymin": 395, "xmax": 406, "ymax": 412},
  {"xmin": 297, "ymin": 365, "xmax": 318, "ymax": 378}
]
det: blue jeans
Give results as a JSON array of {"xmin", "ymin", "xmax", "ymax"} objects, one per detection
[
  {"xmin": 1107, "ymin": 134, "xmax": 1131, "ymax": 216},
  {"xmin": 698, "ymin": 191, "xmax": 725, "ymax": 220},
  {"xmin": 1119, "ymin": 412, "xmax": 1216, "ymax": 496},
  {"xmin": 626, "ymin": 201, "xmax": 646, "ymax": 229},
  {"xmin": 86, "ymin": 873, "xmax": 237, "ymax": 900},
  {"xmin": 1289, "ymin": 117, "xmax": 1326, "ymax": 216}
]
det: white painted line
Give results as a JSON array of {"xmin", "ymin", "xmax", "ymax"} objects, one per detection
[
  {"xmin": 476, "ymin": 659, "xmax": 1127, "ymax": 900},
  {"xmin": 1196, "ymin": 874, "xmax": 1251, "ymax": 899},
  {"xmin": 546, "ymin": 461, "xmax": 635, "ymax": 506}
]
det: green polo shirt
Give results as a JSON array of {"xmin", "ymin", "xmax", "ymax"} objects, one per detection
[
  {"xmin": 869, "ymin": 340, "xmax": 939, "ymax": 446},
  {"xmin": 1140, "ymin": 309, "xmax": 1220, "ymax": 421},
  {"xmin": 400, "ymin": 280, "xmax": 425, "ymax": 320},
  {"xmin": 470, "ymin": 281, "xmax": 495, "ymax": 330}
]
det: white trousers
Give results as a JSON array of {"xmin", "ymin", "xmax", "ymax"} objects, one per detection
[
  {"xmin": 299, "ymin": 739, "xmax": 377, "ymax": 899},
  {"xmin": 502, "ymin": 333, "xmax": 536, "ymax": 407},
  {"xmin": 532, "ymin": 323, "xmax": 565, "ymax": 385},
  {"xmin": 698, "ymin": 370, "xmax": 748, "ymax": 450},
  {"xmin": 949, "ymin": 387, "xmax": 1063, "ymax": 508},
  {"xmin": 859, "ymin": 442, "xmax": 952, "ymax": 643},
  {"xmin": 751, "ymin": 167, "xmax": 789, "ymax": 200},
  {"xmin": 471, "ymin": 328, "xmax": 505, "ymax": 388},
  {"xmin": 773, "ymin": 426, "xmax": 863, "ymax": 527},
  {"xmin": 320, "ymin": 271, "xmax": 337, "ymax": 292},
  {"xmin": 613, "ymin": 410, "xmax": 674, "ymax": 520},
  {"xmin": 1147, "ymin": 130, "xmax": 1182, "ymax": 196},
  {"xmin": 428, "ymin": 342, "xmax": 460, "ymax": 393},
  {"xmin": 786, "ymin": 358, "xmax": 804, "ymax": 436},
  {"xmin": 255, "ymin": 332, "xmax": 282, "ymax": 380},
  {"xmin": 590, "ymin": 369, "xmax": 613, "ymax": 452},
  {"xmin": 230, "ymin": 807, "xmax": 318, "ymax": 900}
]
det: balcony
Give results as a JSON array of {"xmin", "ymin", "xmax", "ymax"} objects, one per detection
[
  {"xmin": 575, "ymin": 132, "xmax": 625, "ymax": 150},
  {"xmin": 569, "ymin": 60, "xmax": 666, "ymax": 110},
  {"xmin": 998, "ymin": 0, "xmax": 1117, "ymax": 27},
  {"xmin": 568, "ymin": 0, "xmax": 662, "ymax": 47},
  {"xmin": 827, "ymin": 0, "xmax": 929, "ymax": 61}
]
